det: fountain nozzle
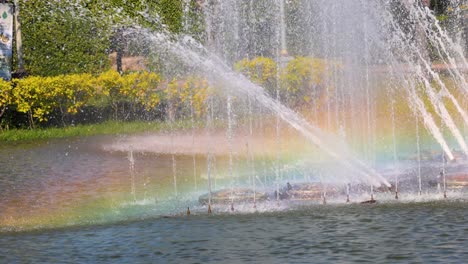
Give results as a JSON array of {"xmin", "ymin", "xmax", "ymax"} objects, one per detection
[
  {"xmin": 186, "ymin": 207, "xmax": 191, "ymax": 215},
  {"xmin": 208, "ymin": 204, "xmax": 212, "ymax": 214}
]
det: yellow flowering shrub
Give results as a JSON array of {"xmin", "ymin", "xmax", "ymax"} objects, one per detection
[
  {"xmin": 13, "ymin": 76, "xmax": 57, "ymax": 124},
  {"xmin": 234, "ymin": 57, "xmax": 277, "ymax": 84},
  {"xmin": 94, "ymin": 70, "xmax": 163, "ymax": 119},
  {"xmin": 180, "ymin": 76, "xmax": 209, "ymax": 117},
  {"xmin": 2, "ymin": 70, "xmax": 165, "ymax": 127},
  {"xmin": 234, "ymin": 57, "xmax": 277, "ymax": 96},
  {"xmin": 59, "ymin": 73, "xmax": 95, "ymax": 114},
  {"xmin": 0, "ymin": 79, "xmax": 12, "ymax": 118},
  {"xmin": 166, "ymin": 78, "xmax": 181, "ymax": 112},
  {"xmin": 165, "ymin": 76, "xmax": 210, "ymax": 118},
  {"xmin": 281, "ymin": 56, "xmax": 330, "ymax": 108},
  {"xmin": 12, "ymin": 74, "xmax": 97, "ymax": 126},
  {"xmin": 94, "ymin": 70, "xmax": 126, "ymax": 117},
  {"xmin": 122, "ymin": 72, "xmax": 161, "ymax": 110}
]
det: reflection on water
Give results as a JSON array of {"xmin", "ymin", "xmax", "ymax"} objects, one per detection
[
  {"xmin": 0, "ymin": 134, "xmax": 467, "ymax": 232},
  {"xmin": 0, "ymin": 135, "xmax": 467, "ymax": 262},
  {"xmin": 0, "ymin": 135, "xmax": 217, "ymax": 231}
]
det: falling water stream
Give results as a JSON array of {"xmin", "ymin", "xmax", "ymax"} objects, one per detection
[
  {"xmin": 391, "ymin": 99, "xmax": 399, "ymax": 199},
  {"xmin": 169, "ymin": 106, "xmax": 178, "ymax": 198},
  {"xmin": 416, "ymin": 115, "xmax": 422, "ymax": 195},
  {"xmin": 190, "ymin": 96, "xmax": 197, "ymax": 192},
  {"xmin": 114, "ymin": 0, "xmax": 468, "ymax": 210},
  {"xmin": 226, "ymin": 95, "xmax": 235, "ymax": 210},
  {"xmin": 2, "ymin": 0, "xmax": 468, "ymax": 238},
  {"xmin": 128, "ymin": 148, "xmax": 136, "ymax": 202}
]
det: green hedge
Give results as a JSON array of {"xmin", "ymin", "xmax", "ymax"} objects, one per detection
[{"xmin": 18, "ymin": 0, "xmax": 186, "ymax": 76}]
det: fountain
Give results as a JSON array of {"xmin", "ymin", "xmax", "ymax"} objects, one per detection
[
  {"xmin": 109, "ymin": 0, "xmax": 468, "ymax": 210},
  {"xmin": 4, "ymin": 3, "xmax": 468, "ymax": 263},
  {"xmin": 2, "ymin": 0, "xmax": 468, "ymax": 234},
  {"xmin": 128, "ymin": 147, "xmax": 137, "ymax": 202},
  {"xmin": 183, "ymin": 0, "xmax": 467, "ymax": 207}
]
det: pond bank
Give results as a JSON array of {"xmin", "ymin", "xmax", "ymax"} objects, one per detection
[{"xmin": 0, "ymin": 120, "xmax": 200, "ymax": 143}]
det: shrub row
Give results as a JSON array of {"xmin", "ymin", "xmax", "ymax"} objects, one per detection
[
  {"xmin": 0, "ymin": 70, "xmax": 209, "ymax": 129},
  {"xmin": 0, "ymin": 56, "xmax": 334, "ymax": 129},
  {"xmin": 235, "ymin": 56, "xmax": 337, "ymax": 109}
]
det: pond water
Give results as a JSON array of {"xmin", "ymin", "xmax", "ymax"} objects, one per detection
[
  {"xmin": 0, "ymin": 135, "xmax": 212, "ymax": 231},
  {"xmin": 1, "ymin": 135, "xmax": 467, "ymax": 262},
  {"xmin": 0, "ymin": 201, "xmax": 467, "ymax": 263}
]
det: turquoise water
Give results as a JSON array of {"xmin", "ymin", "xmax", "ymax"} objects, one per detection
[{"xmin": 1, "ymin": 201, "xmax": 467, "ymax": 263}]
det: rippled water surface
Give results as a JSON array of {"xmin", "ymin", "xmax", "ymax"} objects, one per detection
[
  {"xmin": 0, "ymin": 201, "xmax": 467, "ymax": 263},
  {"xmin": 1, "ymin": 136, "xmax": 467, "ymax": 263}
]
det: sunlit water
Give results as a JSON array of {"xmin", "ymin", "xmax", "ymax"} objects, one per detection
[
  {"xmin": 0, "ymin": 133, "xmax": 301, "ymax": 232},
  {"xmin": 0, "ymin": 135, "xmax": 466, "ymax": 262},
  {"xmin": 1, "ymin": 0, "xmax": 467, "ymax": 262},
  {"xmin": 0, "ymin": 135, "xmax": 210, "ymax": 232},
  {"xmin": 1, "ymin": 201, "xmax": 467, "ymax": 263}
]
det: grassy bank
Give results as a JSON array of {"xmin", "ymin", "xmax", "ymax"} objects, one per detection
[{"xmin": 0, "ymin": 120, "xmax": 200, "ymax": 143}]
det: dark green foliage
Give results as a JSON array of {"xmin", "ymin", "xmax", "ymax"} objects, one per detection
[
  {"xmin": 239, "ymin": 0, "xmax": 278, "ymax": 58},
  {"xmin": 184, "ymin": 0, "xmax": 206, "ymax": 42},
  {"xmin": 20, "ymin": 1, "xmax": 112, "ymax": 76},
  {"xmin": 17, "ymin": 0, "xmax": 185, "ymax": 77},
  {"xmin": 156, "ymin": 0, "xmax": 183, "ymax": 34},
  {"xmin": 430, "ymin": 0, "xmax": 450, "ymax": 15},
  {"xmin": 13, "ymin": 0, "xmax": 460, "ymax": 78},
  {"xmin": 285, "ymin": 0, "xmax": 308, "ymax": 56}
]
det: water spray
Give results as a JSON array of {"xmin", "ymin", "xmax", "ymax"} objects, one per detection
[
  {"xmin": 276, "ymin": 182, "xmax": 280, "ymax": 207},
  {"xmin": 128, "ymin": 147, "xmax": 136, "ymax": 202},
  {"xmin": 227, "ymin": 95, "xmax": 235, "ymax": 212},
  {"xmin": 441, "ymin": 171, "xmax": 447, "ymax": 199},
  {"xmin": 206, "ymin": 97, "xmax": 214, "ymax": 215},
  {"xmin": 190, "ymin": 95, "xmax": 197, "ymax": 192},
  {"xmin": 416, "ymin": 115, "xmax": 422, "ymax": 196},
  {"xmin": 346, "ymin": 183, "xmax": 350, "ymax": 203},
  {"xmin": 322, "ymin": 179, "xmax": 327, "ymax": 205},
  {"xmin": 169, "ymin": 102, "xmax": 178, "ymax": 198},
  {"xmin": 391, "ymin": 99, "xmax": 399, "ymax": 200},
  {"xmin": 275, "ymin": 3, "xmax": 283, "ymax": 207},
  {"xmin": 441, "ymin": 129, "xmax": 447, "ymax": 199}
]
